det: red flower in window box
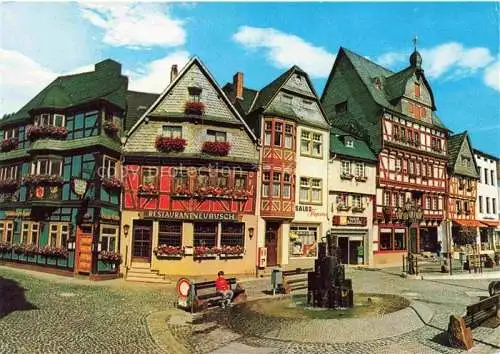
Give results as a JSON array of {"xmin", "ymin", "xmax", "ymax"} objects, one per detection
[
  {"xmin": 0, "ymin": 242, "xmax": 12, "ymax": 253},
  {"xmin": 99, "ymin": 251, "xmax": 122, "ymax": 265},
  {"xmin": 220, "ymin": 245, "xmax": 244, "ymax": 256},
  {"xmin": 184, "ymin": 101, "xmax": 205, "ymax": 116},
  {"xmin": 155, "ymin": 136, "xmax": 187, "ymax": 153},
  {"xmin": 194, "ymin": 246, "xmax": 222, "ymax": 257},
  {"xmin": 27, "ymin": 125, "xmax": 68, "ymax": 140},
  {"xmin": 0, "ymin": 178, "xmax": 19, "ymax": 192},
  {"xmin": 155, "ymin": 245, "xmax": 184, "ymax": 257},
  {"xmin": 1, "ymin": 137, "xmax": 18, "ymax": 152},
  {"xmin": 138, "ymin": 184, "xmax": 159, "ymax": 197},
  {"xmin": 101, "ymin": 176, "xmax": 122, "ymax": 190},
  {"xmin": 201, "ymin": 141, "xmax": 231, "ymax": 156},
  {"xmin": 22, "ymin": 174, "xmax": 64, "ymax": 186},
  {"xmin": 103, "ymin": 121, "xmax": 119, "ymax": 136},
  {"xmin": 38, "ymin": 245, "xmax": 69, "ymax": 259}
]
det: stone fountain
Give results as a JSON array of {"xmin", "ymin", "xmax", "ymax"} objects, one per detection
[{"xmin": 307, "ymin": 232, "xmax": 354, "ymax": 308}]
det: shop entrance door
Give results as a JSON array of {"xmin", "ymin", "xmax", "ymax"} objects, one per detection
[
  {"xmin": 132, "ymin": 221, "xmax": 152, "ymax": 262},
  {"xmin": 349, "ymin": 240, "xmax": 362, "ymax": 265},
  {"xmin": 265, "ymin": 222, "xmax": 280, "ymax": 266},
  {"xmin": 76, "ymin": 224, "xmax": 93, "ymax": 274},
  {"xmin": 338, "ymin": 237, "xmax": 349, "ymax": 264}
]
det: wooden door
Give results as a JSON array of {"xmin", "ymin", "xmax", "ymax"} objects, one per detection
[
  {"xmin": 76, "ymin": 225, "xmax": 93, "ymax": 274},
  {"xmin": 265, "ymin": 222, "xmax": 280, "ymax": 266},
  {"xmin": 132, "ymin": 223, "xmax": 152, "ymax": 261}
]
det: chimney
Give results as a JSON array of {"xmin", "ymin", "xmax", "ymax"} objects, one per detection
[
  {"xmin": 170, "ymin": 64, "xmax": 178, "ymax": 83},
  {"xmin": 233, "ymin": 72, "xmax": 244, "ymax": 100}
]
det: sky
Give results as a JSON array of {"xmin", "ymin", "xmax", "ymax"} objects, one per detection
[{"xmin": 1, "ymin": 2, "xmax": 499, "ymax": 156}]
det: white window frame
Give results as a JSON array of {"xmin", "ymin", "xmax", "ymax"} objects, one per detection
[
  {"xmin": 31, "ymin": 159, "xmax": 63, "ymax": 176},
  {"xmin": 48, "ymin": 222, "xmax": 69, "ymax": 248},
  {"xmin": 21, "ymin": 222, "xmax": 39, "ymax": 245},
  {"xmin": 207, "ymin": 129, "xmax": 227, "ymax": 142},
  {"xmin": 162, "ymin": 125, "xmax": 182, "ymax": 138},
  {"xmin": 100, "ymin": 225, "xmax": 118, "ymax": 252},
  {"xmin": 103, "ymin": 156, "xmax": 118, "ymax": 179},
  {"xmin": 353, "ymin": 195, "xmax": 362, "ymax": 208},
  {"xmin": 0, "ymin": 221, "xmax": 14, "ymax": 243},
  {"xmin": 342, "ymin": 161, "xmax": 351, "ymax": 176},
  {"xmin": 355, "ymin": 162, "xmax": 365, "ymax": 177},
  {"xmin": 299, "ymin": 176, "xmax": 322, "ymax": 204}
]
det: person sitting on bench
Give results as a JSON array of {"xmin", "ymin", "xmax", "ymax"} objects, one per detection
[{"xmin": 215, "ymin": 271, "xmax": 233, "ymax": 308}]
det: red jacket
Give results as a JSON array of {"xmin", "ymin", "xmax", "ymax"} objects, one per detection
[{"xmin": 215, "ymin": 276, "xmax": 229, "ymax": 291}]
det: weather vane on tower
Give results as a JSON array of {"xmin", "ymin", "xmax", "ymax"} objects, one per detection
[{"xmin": 412, "ymin": 35, "xmax": 419, "ymax": 51}]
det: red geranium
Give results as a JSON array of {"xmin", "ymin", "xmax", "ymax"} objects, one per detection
[
  {"xmin": 1, "ymin": 137, "xmax": 18, "ymax": 152},
  {"xmin": 184, "ymin": 101, "xmax": 205, "ymax": 116},
  {"xmin": 155, "ymin": 136, "xmax": 187, "ymax": 153},
  {"xmin": 201, "ymin": 141, "xmax": 231, "ymax": 156}
]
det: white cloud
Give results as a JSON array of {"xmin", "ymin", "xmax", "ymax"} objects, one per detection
[
  {"xmin": 79, "ymin": 3, "xmax": 186, "ymax": 49},
  {"xmin": 127, "ymin": 51, "xmax": 190, "ymax": 93},
  {"xmin": 233, "ymin": 26, "xmax": 335, "ymax": 78},
  {"xmin": 484, "ymin": 60, "xmax": 500, "ymax": 91},
  {"xmin": 375, "ymin": 51, "xmax": 406, "ymax": 68}
]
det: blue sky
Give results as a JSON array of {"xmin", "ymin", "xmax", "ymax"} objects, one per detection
[{"xmin": 1, "ymin": 2, "xmax": 499, "ymax": 155}]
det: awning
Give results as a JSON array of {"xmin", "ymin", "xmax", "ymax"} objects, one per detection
[
  {"xmin": 452, "ymin": 220, "xmax": 486, "ymax": 228},
  {"xmin": 480, "ymin": 220, "xmax": 500, "ymax": 228}
]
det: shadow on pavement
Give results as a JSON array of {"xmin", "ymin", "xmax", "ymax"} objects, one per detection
[{"xmin": 0, "ymin": 276, "xmax": 37, "ymax": 318}]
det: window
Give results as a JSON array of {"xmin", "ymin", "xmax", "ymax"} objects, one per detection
[
  {"xmin": 414, "ymin": 132, "xmax": 420, "ymax": 146},
  {"xmin": 456, "ymin": 200, "xmax": 462, "ymax": 214},
  {"xmin": 337, "ymin": 193, "xmax": 348, "ymax": 207},
  {"xmin": 274, "ymin": 122, "xmax": 282, "ymax": 147},
  {"xmin": 342, "ymin": 161, "xmax": 351, "ymax": 176},
  {"xmin": 399, "ymin": 193, "xmax": 405, "ymax": 207},
  {"xmin": 101, "ymin": 226, "xmax": 118, "ymax": 251},
  {"xmin": 486, "ymin": 197, "xmax": 490, "ymax": 213},
  {"xmin": 383, "ymin": 191, "xmax": 390, "ymax": 206},
  {"xmin": 426, "ymin": 197, "xmax": 432, "ymax": 210},
  {"xmin": 234, "ymin": 172, "xmax": 247, "ymax": 191},
  {"xmin": 300, "ymin": 130, "xmax": 322, "ymax": 156},
  {"xmin": 162, "ymin": 125, "xmax": 182, "ymax": 138},
  {"xmin": 345, "ymin": 137, "xmax": 354, "ymax": 148},
  {"xmin": 289, "ymin": 225, "xmax": 318, "ymax": 257},
  {"xmin": 421, "ymin": 107, "xmax": 426, "ymax": 118},
  {"xmin": 31, "ymin": 159, "xmax": 62, "ymax": 176},
  {"xmin": 408, "ymin": 102, "xmax": 414, "ymax": 115},
  {"xmin": 392, "ymin": 192, "xmax": 398, "ymax": 207},
  {"xmin": 3, "ymin": 127, "xmax": 18, "ymax": 140},
  {"xmin": 484, "ymin": 168, "xmax": 488, "ymax": 185},
  {"xmin": 0, "ymin": 221, "xmax": 13, "ymax": 243},
  {"xmin": 21, "ymin": 222, "xmax": 39, "ymax": 245},
  {"xmin": 493, "ymin": 198, "xmax": 497, "ymax": 214},
  {"xmin": 103, "ymin": 156, "xmax": 117, "ymax": 178},
  {"xmin": 264, "ymin": 122, "xmax": 272, "ymax": 146},
  {"xmin": 284, "ymin": 124, "xmax": 293, "ymax": 149},
  {"xmin": 355, "ymin": 162, "xmax": 365, "ymax": 177},
  {"xmin": 262, "ymin": 172, "xmax": 270, "ymax": 197},
  {"xmin": 48, "ymin": 223, "xmax": 69, "ymax": 248},
  {"xmin": 207, "ymin": 130, "xmax": 227, "ymax": 142},
  {"xmin": 158, "ymin": 222, "xmax": 182, "ymax": 248},
  {"xmin": 299, "ymin": 177, "xmax": 322, "ymax": 203},
  {"xmin": 283, "ymin": 173, "xmax": 291, "ymax": 199},
  {"xmin": 272, "ymin": 172, "xmax": 281, "ymax": 197},
  {"xmin": 335, "ymin": 101, "xmax": 347, "ymax": 114},
  {"xmin": 461, "ymin": 156, "xmax": 471, "ymax": 167},
  {"xmin": 353, "ymin": 195, "xmax": 362, "ymax": 208},
  {"xmin": 312, "ymin": 133, "xmax": 322, "ymax": 156},
  {"xmin": 433, "ymin": 197, "xmax": 439, "ymax": 211},
  {"xmin": 416, "ymin": 162, "xmax": 421, "ymax": 176},
  {"xmin": 394, "ymin": 229, "xmax": 406, "ymax": 250},
  {"xmin": 415, "ymin": 82, "xmax": 421, "ymax": 97},
  {"xmin": 491, "ymin": 170, "xmax": 495, "ymax": 186},
  {"xmin": 409, "ymin": 160, "xmax": 415, "ymax": 175},
  {"xmin": 401, "ymin": 127, "xmax": 406, "ymax": 138},
  {"xmin": 300, "ymin": 131, "xmax": 310, "ymax": 154},
  {"xmin": 479, "ymin": 196, "xmax": 483, "ymax": 213},
  {"xmin": 395, "ymin": 158, "xmax": 402, "ymax": 172},
  {"xmin": 281, "ymin": 94, "xmax": 293, "ymax": 105},
  {"xmin": 197, "ymin": 170, "xmax": 210, "ymax": 188},
  {"xmin": 379, "ymin": 228, "xmax": 406, "ymax": 251},
  {"xmin": 173, "ymin": 168, "xmax": 188, "ymax": 190},
  {"xmin": 142, "ymin": 167, "xmax": 158, "ymax": 186},
  {"xmin": 193, "ymin": 222, "xmax": 217, "ymax": 248},
  {"xmin": 478, "ymin": 167, "xmax": 482, "ymax": 183},
  {"xmin": 427, "ymin": 164, "xmax": 432, "ymax": 178},
  {"xmin": 379, "ymin": 230, "xmax": 392, "ymax": 250},
  {"xmin": 0, "ymin": 165, "xmax": 19, "ymax": 181},
  {"xmin": 35, "ymin": 113, "xmax": 65, "ymax": 127},
  {"xmin": 216, "ymin": 172, "xmax": 228, "ymax": 188},
  {"xmin": 393, "ymin": 125, "xmax": 399, "ymax": 139},
  {"xmin": 188, "ymin": 87, "xmax": 201, "ymax": 102},
  {"xmin": 221, "ymin": 223, "xmax": 244, "ymax": 247}
]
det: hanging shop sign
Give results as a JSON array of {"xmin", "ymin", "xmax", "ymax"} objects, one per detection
[
  {"xmin": 143, "ymin": 210, "xmax": 237, "ymax": 221},
  {"xmin": 333, "ymin": 216, "xmax": 367, "ymax": 227},
  {"xmin": 72, "ymin": 178, "xmax": 88, "ymax": 199}
]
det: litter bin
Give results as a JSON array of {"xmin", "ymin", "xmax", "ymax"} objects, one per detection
[{"xmin": 271, "ymin": 268, "xmax": 283, "ymax": 295}]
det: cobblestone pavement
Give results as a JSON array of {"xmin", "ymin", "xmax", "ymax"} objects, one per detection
[{"xmin": 0, "ymin": 266, "xmax": 178, "ymax": 354}]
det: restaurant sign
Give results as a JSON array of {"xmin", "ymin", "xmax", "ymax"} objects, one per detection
[
  {"xmin": 143, "ymin": 210, "xmax": 237, "ymax": 221},
  {"xmin": 333, "ymin": 216, "xmax": 367, "ymax": 227}
]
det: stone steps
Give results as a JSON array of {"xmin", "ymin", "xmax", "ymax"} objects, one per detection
[
  {"xmin": 126, "ymin": 262, "xmax": 171, "ymax": 283},
  {"xmin": 125, "ymin": 276, "xmax": 172, "ymax": 284}
]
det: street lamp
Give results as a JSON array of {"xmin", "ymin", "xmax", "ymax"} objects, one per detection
[{"xmin": 396, "ymin": 198, "xmax": 424, "ymax": 274}]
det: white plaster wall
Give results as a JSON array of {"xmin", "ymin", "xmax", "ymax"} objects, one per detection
[{"xmin": 475, "ymin": 153, "xmax": 499, "ymax": 221}]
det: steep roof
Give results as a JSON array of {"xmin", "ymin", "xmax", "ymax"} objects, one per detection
[
  {"xmin": 330, "ymin": 126, "xmax": 377, "ymax": 162},
  {"xmin": 447, "ymin": 132, "xmax": 467, "ymax": 169},
  {"xmin": 221, "ymin": 84, "xmax": 259, "ymax": 116},
  {"xmin": 1, "ymin": 59, "xmax": 128, "ymax": 127},
  {"xmin": 125, "ymin": 90, "xmax": 159, "ymax": 131},
  {"xmin": 448, "ymin": 131, "xmax": 480, "ymax": 178}
]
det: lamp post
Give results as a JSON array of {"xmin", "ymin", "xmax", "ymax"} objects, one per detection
[{"xmin": 396, "ymin": 198, "xmax": 424, "ymax": 275}]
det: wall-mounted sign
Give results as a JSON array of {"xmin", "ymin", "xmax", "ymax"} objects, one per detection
[
  {"xmin": 143, "ymin": 210, "xmax": 237, "ymax": 221},
  {"xmin": 5, "ymin": 210, "xmax": 30, "ymax": 218},
  {"xmin": 333, "ymin": 216, "xmax": 367, "ymax": 227},
  {"xmin": 295, "ymin": 205, "xmax": 327, "ymax": 218},
  {"xmin": 72, "ymin": 178, "xmax": 88, "ymax": 198}
]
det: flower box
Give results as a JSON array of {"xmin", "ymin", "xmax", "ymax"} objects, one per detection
[
  {"xmin": 22, "ymin": 174, "xmax": 64, "ymax": 186},
  {"xmin": 155, "ymin": 136, "xmax": 187, "ymax": 153},
  {"xmin": 138, "ymin": 184, "xmax": 159, "ymax": 197},
  {"xmin": 201, "ymin": 141, "xmax": 231, "ymax": 156},
  {"xmin": 38, "ymin": 246, "xmax": 69, "ymax": 259},
  {"xmin": 393, "ymin": 135, "xmax": 400, "ymax": 142},
  {"xmin": 103, "ymin": 121, "xmax": 119, "ymax": 136},
  {"xmin": 408, "ymin": 173, "xmax": 417, "ymax": 179},
  {"xmin": 340, "ymin": 173, "xmax": 354, "ymax": 180},
  {"xmin": 0, "ymin": 178, "xmax": 19, "ymax": 192},
  {"xmin": 102, "ymin": 176, "xmax": 122, "ymax": 190},
  {"xmin": 27, "ymin": 125, "xmax": 68, "ymax": 141},
  {"xmin": 1, "ymin": 137, "xmax": 18, "ymax": 152},
  {"xmin": 355, "ymin": 176, "xmax": 368, "ymax": 182},
  {"xmin": 352, "ymin": 207, "xmax": 365, "ymax": 213},
  {"xmin": 0, "ymin": 242, "xmax": 12, "ymax": 253},
  {"xmin": 193, "ymin": 246, "xmax": 221, "ymax": 258},
  {"xmin": 99, "ymin": 251, "xmax": 122, "ymax": 265},
  {"xmin": 337, "ymin": 204, "xmax": 350, "ymax": 211},
  {"xmin": 155, "ymin": 245, "xmax": 184, "ymax": 258},
  {"xmin": 400, "ymin": 136, "xmax": 408, "ymax": 143},
  {"xmin": 219, "ymin": 245, "xmax": 244, "ymax": 258},
  {"xmin": 184, "ymin": 101, "xmax": 205, "ymax": 116}
]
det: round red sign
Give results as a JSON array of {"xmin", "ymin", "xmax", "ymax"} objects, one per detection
[{"xmin": 176, "ymin": 278, "xmax": 191, "ymax": 299}]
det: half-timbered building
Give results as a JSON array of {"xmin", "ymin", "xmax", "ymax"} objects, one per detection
[
  {"xmin": 321, "ymin": 47, "xmax": 449, "ymax": 266},
  {"xmin": 224, "ymin": 66, "xmax": 330, "ymax": 271},
  {"xmin": 0, "ymin": 59, "xmax": 126, "ymax": 278},
  {"xmin": 121, "ymin": 57, "xmax": 259, "ymax": 279},
  {"xmin": 446, "ymin": 132, "xmax": 481, "ymax": 252}
]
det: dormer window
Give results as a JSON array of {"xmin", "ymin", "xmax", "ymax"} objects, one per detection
[
  {"xmin": 187, "ymin": 86, "xmax": 202, "ymax": 102},
  {"xmin": 374, "ymin": 77, "xmax": 383, "ymax": 90},
  {"xmin": 461, "ymin": 156, "xmax": 471, "ymax": 167},
  {"xmin": 345, "ymin": 137, "xmax": 354, "ymax": 148},
  {"xmin": 335, "ymin": 101, "xmax": 347, "ymax": 114},
  {"xmin": 414, "ymin": 82, "xmax": 421, "ymax": 97},
  {"xmin": 281, "ymin": 94, "xmax": 293, "ymax": 105}
]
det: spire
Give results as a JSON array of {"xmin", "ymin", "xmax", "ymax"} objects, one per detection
[{"xmin": 410, "ymin": 35, "xmax": 422, "ymax": 69}]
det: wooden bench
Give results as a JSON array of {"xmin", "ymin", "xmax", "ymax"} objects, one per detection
[
  {"xmin": 282, "ymin": 268, "xmax": 313, "ymax": 294},
  {"xmin": 178, "ymin": 278, "xmax": 247, "ymax": 313},
  {"xmin": 448, "ymin": 290, "xmax": 500, "ymax": 350}
]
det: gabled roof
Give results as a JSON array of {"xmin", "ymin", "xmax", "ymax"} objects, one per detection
[
  {"xmin": 126, "ymin": 56, "xmax": 257, "ymax": 142},
  {"xmin": 125, "ymin": 90, "xmax": 159, "ymax": 131},
  {"xmin": 1, "ymin": 59, "xmax": 128, "ymax": 127},
  {"xmin": 221, "ymin": 84, "xmax": 258, "ymax": 116},
  {"xmin": 448, "ymin": 131, "xmax": 480, "ymax": 178},
  {"xmin": 330, "ymin": 126, "xmax": 377, "ymax": 162}
]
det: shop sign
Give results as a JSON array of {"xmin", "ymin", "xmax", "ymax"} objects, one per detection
[
  {"xmin": 72, "ymin": 178, "xmax": 88, "ymax": 198},
  {"xmin": 143, "ymin": 210, "xmax": 237, "ymax": 221},
  {"xmin": 295, "ymin": 205, "xmax": 327, "ymax": 218},
  {"xmin": 5, "ymin": 210, "xmax": 30, "ymax": 218},
  {"xmin": 333, "ymin": 216, "xmax": 367, "ymax": 227}
]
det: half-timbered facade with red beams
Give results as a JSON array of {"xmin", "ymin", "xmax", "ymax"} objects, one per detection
[
  {"xmin": 321, "ymin": 46, "xmax": 450, "ymax": 266},
  {"xmin": 446, "ymin": 132, "xmax": 481, "ymax": 251},
  {"xmin": 120, "ymin": 57, "xmax": 259, "ymax": 278},
  {"xmin": 224, "ymin": 66, "xmax": 330, "ymax": 272}
]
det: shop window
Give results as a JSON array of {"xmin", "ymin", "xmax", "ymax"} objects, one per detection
[
  {"xmin": 284, "ymin": 124, "xmax": 294, "ymax": 149},
  {"xmin": 21, "ymin": 222, "xmax": 39, "ymax": 245},
  {"xmin": 379, "ymin": 230, "xmax": 392, "ymax": 251},
  {"xmin": 193, "ymin": 222, "xmax": 217, "ymax": 248},
  {"xmin": 272, "ymin": 172, "xmax": 281, "ymax": 197},
  {"xmin": 289, "ymin": 225, "xmax": 317, "ymax": 257},
  {"xmin": 142, "ymin": 167, "xmax": 158, "ymax": 187},
  {"xmin": 234, "ymin": 172, "xmax": 247, "ymax": 191},
  {"xmin": 48, "ymin": 223, "xmax": 69, "ymax": 248},
  {"xmin": 158, "ymin": 222, "xmax": 182, "ymax": 248},
  {"xmin": 221, "ymin": 223, "xmax": 244, "ymax": 247},
  {"xmin": 207, "ymin": 130, "xmax": 227, "ymax": 142},
  {"xmin": 162, "ymin": 125, "xmax": 182, "ymax": 138},
  {"xmin": 394, "ymin": 230, "xmax": 406, "ymax": 250},
  {"xmin": 101, "ymin": 226, "xmax": 118, "ymax": 252},
  {"xmin": 197, "ymin": 170, "xmax": 210, "ymax": 188},
  {"xmin": 262, "ymin": 172, "xmax": 270, "ymax": 197},
  {"xmin": 103, "ymin": 156, "xmax": 117, "ymax": 178},
  {"xmin": 173, "ymin": 168, "xmax": 188, "ymax": 189},
  {"xmin": 283, "ymin": 173, "xmax": 292, "ymax": 199}
]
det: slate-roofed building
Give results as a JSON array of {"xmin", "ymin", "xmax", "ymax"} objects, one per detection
[
  {"xmin": 328, "ymin": 127, "xmax": 377, "ymax": 266},
  {"xmin": 224, "ymin": 66, "xmax": 330, "ymax": 272},
  {"xmin": 121, "ymin": 58, "xmax": 260, "ymax": 279},
  {"xmin": 446, "ymin": 132, "xmax": 482, "ymax": 254},
  {"xmin": 322, "ymin": 47, "xmax": 449, "ymax": 266},
  {"xmin": 0, "ymin": 59, "xmax": 128, "ymax": 278}
]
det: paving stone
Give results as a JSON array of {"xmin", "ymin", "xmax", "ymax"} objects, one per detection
[{"xmin": 209, "ymin": 342, "xmax": 276, "ymax": 354}]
